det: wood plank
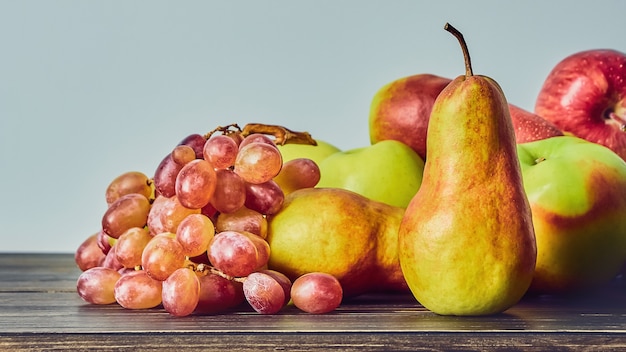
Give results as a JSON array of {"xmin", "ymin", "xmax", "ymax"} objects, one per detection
[{"xmin": 2, "ymin": 253, "xmax": 626, "ymax": 350}]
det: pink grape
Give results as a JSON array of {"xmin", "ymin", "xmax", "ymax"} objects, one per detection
[
  {"xmin": 208, "ymin": 231, "xmax": 259, "ymax": 278},
  {"xmin": 196, "ymin": 273, "xmax": 245, "ymax": 314},
  {"xmin": 203, "ymin": 135, "xmax": 239, "ymax": 169},
  {"xmin": 141, "ymin": 233, "xmax": 185, "ymax": 281},
  {"xmin": 241, "ymin": 231, "xmax": 271, "ymax": 271},
  {"xmin": 243, "ymin": 272, "xmax": 286, "ymax": 314},
  {"xmin": 101, "ymin": 193, "xmax": 151, "ymax": 239},
  {"xmin": 76, "ymin": 267, "xmax": 121, "ymax": 305},
  {"xmin": 273, "ymin": 158, "xmax": 321, "ymax": 194},
  {"xmin": 234, "ymin": 142, "xmax": 282, "ymax": 184},
  {"xmin": 115, "ymin": 227, "xmax": 152, "ymax": 269},
  {"xmin": 178, "ymin": 133, "xmax": 206, "ymax": 159},
  {"xmin": 244, "ymin": 180, "xmax": 284, "ymax": 215},
  {"xmin": 210, "ymin": 169, "xmax": 246, "ymax": 214},
  {"xmin": 238, "ymin": 133, "xmax": 276, "ymax": 149},
  {"xmin": 258, "ymin": 269, "xmax": 292, "ymax": 305},
  {"xmin": 176, "ymin": 213, "xmax": 215, "ymax": 257},
  {"xmin": 162, "ymin": 267, "xmax": 200, "ymax": 317},
  {"xmin": 171, "ymin": 145, "xmax": 197, "ymax": 166},
  {"xmin": 201, "ymin": 201, "xmax": 219, "ymax": 223},
  {"xmin": 105, "ymin": 171, "xmax": 152, "ymax": 206},
  {"xmin": 147, "ymin": 195, "xmax": 200, "ymax": 236},
  {"xmin": 97, "ymin": 230, "xmax": 112, "ymax": 255},
  {"xmin": 175, "ymin": 159, "xmax": 217, "ymax": 209},
  {"xmin": 114, "ymin": 270, "xmax": 163, "ymax": 309},
  {"xmin": 101, "ymin": 243, "xmax": 124, "ymax": 271},
  {"xmin": 291, "ymin": 272, "xmax": 343, "ymax": 314},
  {"xmin": 215, "ymin": 207, "xmax": 268, "ymax": 239},
  {"xmin": 153, "ymin": 154, "xmax": 184, "ymax": 198},
  {"xmin": 75, "ymin": 233, "xmax": 106, "ymax": 271}
]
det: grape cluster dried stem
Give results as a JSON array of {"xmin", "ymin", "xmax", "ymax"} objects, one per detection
[
  {"xmin": 205, "ymin": 123, "xmax": 318, "ymax": 146},
  {"xmin": 194, "ymin": 263, "xmax": 247, "ymax": 283}
]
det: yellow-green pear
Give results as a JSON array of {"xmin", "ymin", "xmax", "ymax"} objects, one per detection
[
  {"xmin": 267, "ymin": 187, "xmax": 408, "ymax": 297},
  {"xmin": 398, "ymin": 24, "xmax": 536, "ymax": 316},
  {"xmin": 316, "ymin": 140, "xmax": 424, "ymax": 208}
]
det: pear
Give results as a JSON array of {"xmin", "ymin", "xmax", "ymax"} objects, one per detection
[
  {"xmin": 398, "ymin": 23, "xmax": 536, "ymax": 316},
  {"xmin": 266, "ymin": 187, "xmax": 408, "ymax": 297}
]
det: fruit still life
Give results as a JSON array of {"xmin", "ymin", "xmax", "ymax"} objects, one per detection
[{"xmin": 74, "ymin": 23, "xmax": 626, "ymax": 318}]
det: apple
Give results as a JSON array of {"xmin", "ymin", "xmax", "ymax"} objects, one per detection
[
  {"xmin": 535, "ymin": 49, "xmax": 626, "ymax": 160},
  {"xmin": 276, "ymin": 139, "xmax": 341, "ymax": 166},
  {"xmin": 369, "ymin": 73, "xmax": 451, "ymax": 161},
  {"xmin": 516, "ymin": 135, "xmax": 626, "ymax": 293},
  {"xmin": 509, "ymin": 104, "xmax": 563, "ymax": 143},
  {"xmin": 316, "ymin": 140, "xmax": 424, "ymax": 208},
  {"xmin": 370, "ymin": 74, "xmax": 563, "ymax": 160}
]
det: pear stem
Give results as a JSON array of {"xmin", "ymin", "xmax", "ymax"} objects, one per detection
[{"xmin": 444, "ymin": 23, "xmax": 473, "ymax": 77}]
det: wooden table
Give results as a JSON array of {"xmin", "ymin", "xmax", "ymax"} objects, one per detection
[{"xmin": 2, "ymin": 253, "xmax": 626, "ymax": 351}]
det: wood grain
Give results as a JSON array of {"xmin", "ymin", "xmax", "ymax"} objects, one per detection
[{"xmin": 1, "ymin": 253, "xmax": 626, "ymax": 351}]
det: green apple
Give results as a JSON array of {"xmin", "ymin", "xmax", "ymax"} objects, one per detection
[
  {"xmin": 316, "ymin": 140, "xmax": 424, "ymax": 208},
  {"xmin": 277, "ymin": 139, "xmax": 341, "ymax": 166},
  {"xmin": 517, "ymin": 135, "xmax": 626, "ymax": 294}
]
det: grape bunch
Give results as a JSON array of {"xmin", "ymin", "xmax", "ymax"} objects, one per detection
[{"xmin": 74, "ymin": 123, "xmax": 343, "ymax": 316}]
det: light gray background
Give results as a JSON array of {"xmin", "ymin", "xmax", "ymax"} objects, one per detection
[{"xmin": 2, "ymin": 1, "xmax": 625, "ymax": 253}]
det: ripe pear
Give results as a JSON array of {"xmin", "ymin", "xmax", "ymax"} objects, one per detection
[
  {"xmin": 266, "ymin": 187, "xmax": 408, "ymax": 297},
  {"xmin": 398, "ymin": 24, "xmax": 537, "ymax": 316}
]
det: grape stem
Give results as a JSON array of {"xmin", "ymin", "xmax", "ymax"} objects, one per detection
[
  {"xmin": 205, "ymin": 123, "xmax": 318, "ymax": 146},
  {"xmin": 196, "ymin": 263, "xmax": 247, "ymax": 283},
  {"xmin": 241, "ymin": 123, "xmax": 317, "ymax": 146}
]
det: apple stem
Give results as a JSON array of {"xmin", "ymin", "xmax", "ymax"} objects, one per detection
[{"xmin": 444, "ymin": 23, "xmax": 473, "ymax": 77}]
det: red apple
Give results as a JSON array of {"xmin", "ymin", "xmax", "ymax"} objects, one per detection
[
  {"xmin": 535, "ymin": 49, "xmax": 626, "ymax": 160},
  {"xmin": 509, "ymin": 104, "xmax": 563, "ymax": 143},
  {"xmin": 369, "ymin": 74, "xmax": 562, "ymax": 160},
  {"xmin": 369, "ymin": 74, "xmax": 451, "ymax": 160}
]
